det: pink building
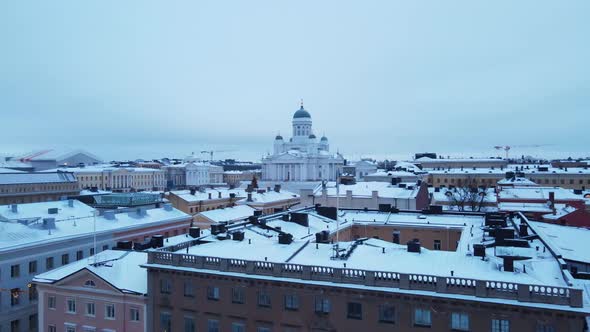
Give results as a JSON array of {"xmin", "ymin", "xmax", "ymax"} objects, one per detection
[{"xmin": 34, "ymin": 251, "xmax": 147, "ymax": 332}]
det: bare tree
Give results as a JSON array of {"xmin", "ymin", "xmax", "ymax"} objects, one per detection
[{"xmin": 447, "ymin": 176, "xmax": 488, "ymax": 212}]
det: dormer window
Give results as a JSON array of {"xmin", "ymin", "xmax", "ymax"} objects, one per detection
[{"xmin": 84, "ymin": 280, "xmax": 96, "ymax": 287}]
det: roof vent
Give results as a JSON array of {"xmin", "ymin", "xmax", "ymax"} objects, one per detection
[
  {"xmin": 189, "ymin": 227, "xmax": 201, "ymax": 238},
  {"xmin": 11, "ymin": 204, "xmax": 17, "ymax": 213},
  {"xmin": 407, "ymin": 239, "xmax": 421, "ymax": 253},
  {"xmin": 43, "ymin": 218, "xmax": 56, "ymax": 229},
  {"xmin": 163, "ymin": 203, "xmax": 173, "ymax": 211},
  {"xmin": 103, "ymin": 210, "xmax": 116, "ymax": 220},
  {"xmin": 48, "ymin": 208, "xmax": 58, "ymax": 215}
]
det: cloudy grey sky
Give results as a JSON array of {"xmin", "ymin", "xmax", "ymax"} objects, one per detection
[{"xmin": 1, "ymin": 1, "xmax": 588, "ymax": 161}]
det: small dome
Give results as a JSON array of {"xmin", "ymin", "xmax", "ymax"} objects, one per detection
[
  {"xmin": 321, "ymin": 136, "xmax": 328, "ymax": 141},
  {"xmin": 309, "ymin": 134, "xmax": 316, "ymax": 139},
  {"xmin": 275, "ymin": 135, "xmax": 283, "ymax": 140},
  {"xmin": 293, "ymin": 106, "xmax": 311, "ymax": 119}
]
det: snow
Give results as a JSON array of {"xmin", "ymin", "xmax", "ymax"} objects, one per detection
[
  {"xmin": 498, "ymin": 202, "xmax": 557, "ymax": 213},
  {"xmin": 199, "ymin": 205, "xmax": 256, "ymax": 222},
  {"xmin": 527, "ymin": 221, "xmax": 590, "ymax": 264},
  {"xmin": 237, "ymin": 190, "xmax": 299, "ymax": 204},
  {"xmin": 0, "ymin": 168, "xmax": 25, "ymax": 173},
  {"xmin": 497, "ymin": 177, "xmax": 538, "ymax": 186},
  {"xmin": 315, "ymin": 181, "xmax": 421, "ymax": 199},
  {"xmin": 0, "ymin": 201, "xmax": 190, "ymax": 251},
  {"xmin": 0, "ymin": 172, "xmax": 77, "ymax": 185},
  {"xmin": 169, "ymin": 188, "xmax": 245, "ymax": 202},
  {"xmin": 45, "ymin": 164, "xmax": 162, "ymax": 173},
  {"xmin": 543, "ymin": 206, "xmax": 578, "ymax": 220},
  {"xmin": 499, "ymin": 187, "xmax": 582, "ymax": 201},
  {"xmin": 34, "ymin": 250, "xmax": 147, "ymax": 294}
]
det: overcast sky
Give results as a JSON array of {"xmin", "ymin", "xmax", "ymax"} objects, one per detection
[{"xmin": 1, "ymin": 1, "xmax": 588, "ymax": 161}]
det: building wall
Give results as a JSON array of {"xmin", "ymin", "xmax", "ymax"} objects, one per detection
[
  {"xmin": 0, "ymin": 213, "xmax": 189, "ymax": 332},
  {"xmin": 420, "ymin": 159, "xmax": 508, "ymax": 169},
  {"xmin": 37, "ymin": 271, "xmax": 146, "ymax": 332},
  {"xmin": 0, "ymin": 183, "xmax": 79, "ymax": 205},
  {"xmin": 428, "ymin": 172, "xmax": 590, "ymax": 190},
  {"xmin": 333, "ymin": 224, "xmax": 463, "ymax": 251},
  {"xmin": 148, "ymin": 268, "xmax": 585, "ymax": 332},
  {"xmin": 73, "ymin": 169, "xmax": 166, "ymax": 192}
]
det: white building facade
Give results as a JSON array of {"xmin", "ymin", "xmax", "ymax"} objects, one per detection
[{"xmin": 262, "ymin": 105, "xmax": 344, "ymax": 181}]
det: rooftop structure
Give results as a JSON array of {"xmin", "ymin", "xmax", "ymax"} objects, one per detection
[
  {"xmin": 18, "ymin": 149, "xmax": 102, "ymax": 171},
  {"xmin": 0, "ymin": 172, "xmax": 80, "ymax": 205}
]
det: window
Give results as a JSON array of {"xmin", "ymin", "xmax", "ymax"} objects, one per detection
[
  {"xmin": 207, "ymin": 286, "xmax": 220, "ymax": 300},
  {"xmin": 183, "ymin": 281, "xmax": 194, "ymax": 297},
  {"xmin": 314, "ymin": 297, "xmax": 331, "ymax": 314},
  {"xmin": 90, "ymin": 248, "xmax": 95, "ymax": 256},
  {"xmin": 434, "ymin": 240, "xmax": 441, "ymax": 250},
  {"xmin": 378, "ymin": 304, "xmax": 395, "ymax": 324},
  {"xmin": 160, "ymin": 313, "xmax": 171, "ymax": 332},
  {"xmin": 10, "ymin": 288, "xmax": 21, "ymax": 306},
  {"xmin": 11, "ymin": 264, "xmax": 20, "ymax": 278},
  {"xmin": 160, "ymin": 278, "xmax": 171, "ymax": 294},
  {"xmin": 284, "ymin": 294, "xmax": 299, "ymax": 310},
  {"xmin": 207, "ymin": 319, "xmax": 219, "ymax": 332},
  {"xmin": 66, "ymin": 298, "xmax": 76, "ymax": 313},
  {"xmin": 451, "ymin": 312, "xmax": 469, "ymax": 331},
  {"xmin": 48, "ymin": 325, "xmax": 57, "ymax": 332},
  {"xmin": 85, "ymin": 302, "xmax": 95, "ymax": 316},
  {"xmin": 257, "ymin": 291, "xmax": 271, "ymax": 307},
  {"xmin": 536, "ymin": 323, "xmax": 555, "ymax": 332},
  {"xmin": 232, "ymin": 323, "xmax": 245, "ymax": 332},
  {"xmin": 77, "ymin": 250, "xmax": 83, "ymax": 260},
  {"xmin": 232, "ymin": 287, "xmax": 245, "ymax": 304},
  {"xmin": 62, "ymin": 254, "xmax": 69, "ymax": 266},
  {"xmin": 105, "ymin": 303, "xmax": 115, "ymax": 319},
  {"xmin": 184, "ymin": 317, "xmax": 195, "ymax": 332},
  {"xmin": 84, "ymin": 280, "xmax": 96, "ymax": 287},
  {"xmin": 11, "ymin": 320, "xmax": 20, "ymax": 332},
  {"xmin": 46, "ymin": 257, "xmax": 54, "ymax": 270},
  {"xmin": 48, "ymin": 296, "xmax": 56, "ymax": 309},
  {"xmin": 130, "ymin": 308, "xmax": 140, "ymax": 322},
  {"xmin": 492, "ymin": 319, "xmax": 510, "ymax": 332},
  {"xmin": 29, "ymin": 261, "xmax": 37, "ymax": 274},
  {"xmin": 29, "ymin": 283, "xmax": 38, "ymax": 301},
  {"xmin": 414, "ymin": 308, "xmax": 431, "ymax": 327},
  {"xmin": 347, "ymin": 302, "xmax": 362, "ymax": 320}
]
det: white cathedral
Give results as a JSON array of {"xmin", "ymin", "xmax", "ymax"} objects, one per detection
[{"xmin": 261, "ymin": 103, "xmax": 344, "ymax": 181}]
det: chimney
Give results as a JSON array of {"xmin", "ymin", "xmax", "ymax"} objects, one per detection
[
  {"xmin": 274, "ymin": 184, "xmax": 281, "ymax": 193},
  {"xmin": 218, "ymin": 191, "xmax": 222, "ymax": 199},
  {"xmin": 549, "ymin": 191, "xmax": 556, "ymax": 214},
  {"xmin": 519, "ymin": 224, "xmax": 528, "ymax": 237},
  {"xmin": 208, "ymin": 193, "xmax": 212, "ymax": 200},
  {"xmin": 189, "ymin": 227, "xmax": 201, "ymax": 238},
  {"xmin": 371, "ymin": 190, "xmax": 379, "ymax": 199},
  {"xmin": 247, "ymin": 192, "xmax": 253, "ymax": 202},
  {"xmin": 190, "ymin": 188, "xmax": 196, "ymax": 195},
  {"xmin": 11, "ymin": 204, "xmax": 17, "ymax": 213},
  {"xmin": 68, "ymin": 199, "xmax": 74, "ymax": 207}
]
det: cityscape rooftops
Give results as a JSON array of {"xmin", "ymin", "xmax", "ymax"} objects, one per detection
[
  {"xmin": 146, "ymin": 207, "xmax": 587, "ymax": 311},
  {"xmin": 198, "ymin": 205, "xmax": 256, "ymax": 223},
  {"xmin": 528, "ymin": 221, "xmax": 590, "ymax": 264}
]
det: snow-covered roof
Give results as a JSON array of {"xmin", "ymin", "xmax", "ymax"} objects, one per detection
[
  {"xmin": 19, "ymin": 149, "xmax": 102, "ymax": 162},
  {"xmin": 0, "ymin": 172, "xmax": 77, "ymax": 185},
  {"xmin": 155, "ymin": 209, "xmax": 569, "ymax": 290},
  {"xmin": 498, "ymin": 202, "xmax": 557, "ymax": 213},
  {"xmin": 199, "ymin": 205, "xmax": 256, "ymax": 222},
  {"xmin": 543, "ymin": 206, "xmax": 578, "ymax": 220},
  {"xmin": 417, "ymin": 157, "xmax": 505, "ymax": 163},
  {"xmin": 34, "ymin": 250, "xmax": 147, "ymax": 294},
  {"xmin": 365, "ymin": 170, "xmax": 418, "ymax": 178},
  {"xmin": 497, "ymin": 177, "xmax": 538, "ymax": 186},
  {"xmin": 238, "ymin": 190, "xmax": 300, "ymax": 205},
  {"xmin": 0, "ymin": 168, "xmax": 25, "ymax": 173},
  {"xmin": 431, "ymin": 188, "xmax": 497, "ymax": 203},
  {"xmin": 528, "ymin": 221, "xmax": 590, "ymax": 264},
  {"xmin": 498, "ymin": 187, "xmax": 583, "ymax": 201},
  {"xmin": 314, "ymin": 181, "xmax": 422, "ymax": 199},
  {"xmin": 170, "ymin": 188, "xmax": 246, "ymax": 202},
  {"xmin": 0, "ymin": 201, "xmax": 189, "ymax": 252},
  {"xmin": 46, "ymin": 164, "xmax": 163, "ymax": 173}
]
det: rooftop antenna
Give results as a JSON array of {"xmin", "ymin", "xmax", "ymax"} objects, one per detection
[{"xmin": 300, "ymin": 98, "xmax": 304, "ymax": 108}]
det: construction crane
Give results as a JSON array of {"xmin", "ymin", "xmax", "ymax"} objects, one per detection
[
  {"xmin": 493, "ymin": 145, "xmax": 549, "ymax": 159},
  {"xmin": 200, "ymin": 150, "xmax": 235, "ymax": 161}
]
